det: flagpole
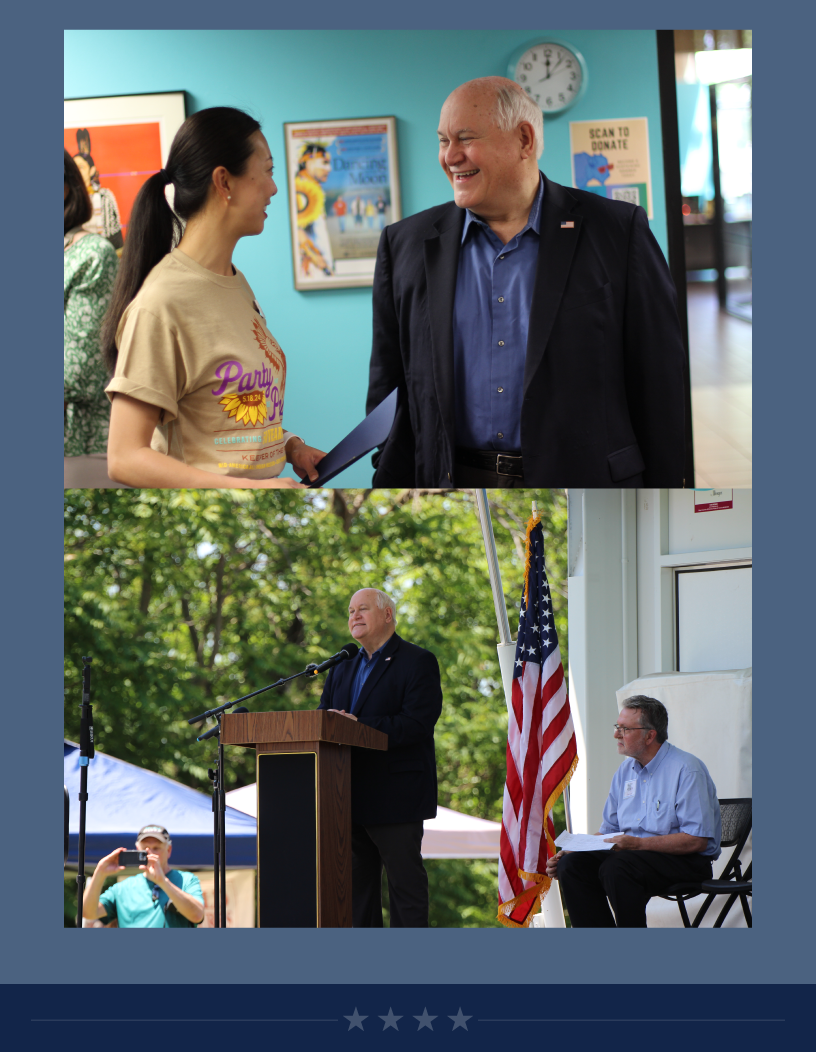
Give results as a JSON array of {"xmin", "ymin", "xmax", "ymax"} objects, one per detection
[{"xmin": 474, "ymin": 490, "xmax": 511, "ymax": 644}]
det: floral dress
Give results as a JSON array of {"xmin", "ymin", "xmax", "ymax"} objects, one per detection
[{"xmin": 64, "ymin": 233, "xmax": 118, "ymax": 456}]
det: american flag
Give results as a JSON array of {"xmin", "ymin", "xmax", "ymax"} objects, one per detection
[{"xmin": 497, "ymin": 512, "xmax": 578, "ymax": 927}]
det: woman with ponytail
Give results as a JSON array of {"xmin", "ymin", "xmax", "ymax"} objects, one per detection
[{"xmin": 102, "ymin": 107, "xmax": 324, "ymax": 488}]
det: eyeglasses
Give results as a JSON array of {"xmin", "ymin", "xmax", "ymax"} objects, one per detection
[{"xmin": 613, "ymin": 724, "xmax": 650, "ymax": 735}]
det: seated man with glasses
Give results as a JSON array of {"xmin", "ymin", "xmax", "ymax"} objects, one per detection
[
  {"xmin": 546, "ymin": 696, "xmax": 721, "ymax": 927},
  {"xmin": 82, "ymin": 824, "xmax": 205, "ymax": 928}
]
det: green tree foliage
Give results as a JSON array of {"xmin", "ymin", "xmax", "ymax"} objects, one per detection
[{"xmin": 65, "ymin": 488, "xmax": 568, "ymax": 927}]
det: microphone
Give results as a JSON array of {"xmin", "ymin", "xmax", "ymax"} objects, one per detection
[
  {"xmin": 196, "ymin": 704, "xmax": 250, "ymax": 741},
  {"xmin": 310, "ymin": 643, "xmax": 359, "ymax": 675}
]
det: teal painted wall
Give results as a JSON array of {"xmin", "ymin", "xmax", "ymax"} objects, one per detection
[{"xmin": 65, "ymin": 29, "xmax": 667, "ymax": 486}]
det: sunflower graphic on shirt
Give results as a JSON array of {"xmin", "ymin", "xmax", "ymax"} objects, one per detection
[{"xmin": 218, "ymin": 389, "xmax": 268, "ymax": 427}]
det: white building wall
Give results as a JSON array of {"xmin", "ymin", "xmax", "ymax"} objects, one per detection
[
  {"xmin": 567, "ymin": 488, "xmax": 751, "ymax": 833},
  {"xmin": 567, "ymin": 490, "xmax": 637, "ymax": 833}
]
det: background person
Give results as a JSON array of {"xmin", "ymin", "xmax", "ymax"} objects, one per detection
[
  {"xmin": 376, "ymin": 195, "xmax": 387, "ymax": 230},
  {"xmin": 64, "ymin": 149, "xmax": 120, "ymax": 488},
  {"xmin": 82, "ymin": 824, "xmax": 205, "ymax": 928},
  {"xmin": 101, "ymin": 107, "xmax": 325, "ymax": 489},
  {"xmin": 547, "ymin": 696, "xmax": 721, "ymax": 927},
  {"xmin": 333, "ymin": 195, "xmax": 348, "ymax": 233},
  {"xmin": 318, "ymin": 588, "xmax": 443, "ymax": 927},
  {"xmin": 367, "ymin": 76, "xmax": 687, "ymax": 488}
]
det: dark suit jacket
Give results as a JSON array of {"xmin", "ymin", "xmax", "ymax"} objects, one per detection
[
  {"xmin": 317, "ymin": 633, "xmax": 442, "ymax": 826},
  {"xmin": 367, "ymin": 175, "xmax": 687, "ymax": 487}
]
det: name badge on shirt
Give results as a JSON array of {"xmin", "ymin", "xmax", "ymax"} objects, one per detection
[{"xmin": 623, "ymin": 779, "xmax": 637, "ymax": 799}]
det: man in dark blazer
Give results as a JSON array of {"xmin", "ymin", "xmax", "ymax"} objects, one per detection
[
  {"xmin": 367, "ymin": 76, "xmax": 688, "ymax": 488},
  {"xmin": 317, "ymin": 588, "xmax": 443, "ymax": 927}
]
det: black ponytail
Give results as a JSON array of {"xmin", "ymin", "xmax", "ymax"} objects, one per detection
[
  {"xmin": 101, "ymin": 106, "xmax": 261, "ymax": 372},
  {"xmin": 64, "ymin": 149, "xmax": 92, "ymax": 233}
]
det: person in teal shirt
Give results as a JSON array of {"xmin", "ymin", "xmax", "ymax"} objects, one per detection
[{"xmin": 83, "ymin": 824, "xmax": 205, "ymax": 928}]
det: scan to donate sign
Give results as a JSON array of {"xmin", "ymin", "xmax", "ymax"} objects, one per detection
[
  {"xmin": 569, "ymin": 117, "xmax": 653, "ymax": 218},
  {"xmin": 694, "ymin": 489, "xmax": 734, "ymax": 513}
]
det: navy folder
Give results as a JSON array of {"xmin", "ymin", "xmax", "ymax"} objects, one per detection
[{"xmin": 307, "ymin": 388, "xmax": 398, "ymax": 487}]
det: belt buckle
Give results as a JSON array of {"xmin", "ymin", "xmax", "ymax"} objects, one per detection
[{"xmin": 495, "ymin": 453, "xmax": 521, "ymax": 477}]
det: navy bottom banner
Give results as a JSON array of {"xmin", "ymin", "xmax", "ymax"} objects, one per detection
[{"xmin": 3, "ymin": 984, "xmax": 807, "ymax": 1048}]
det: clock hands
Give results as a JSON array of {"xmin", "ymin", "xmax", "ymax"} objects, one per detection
[{"xmin": 538, "ymin": 54, "xmax": 568, "ymax": 82}]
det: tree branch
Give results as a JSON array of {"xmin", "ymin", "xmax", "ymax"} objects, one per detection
[
  {"xmin": 180, "ymin": 596, "xmax": 203, "ymax": 665},
  {"xmin": 207, "ymin": 554, "xmax": 226, "ymax": 669}
]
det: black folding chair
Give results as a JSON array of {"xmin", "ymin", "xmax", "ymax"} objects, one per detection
[{"xmin": 658, "ymin": 798, "xmax": 752, "ymax": 928}]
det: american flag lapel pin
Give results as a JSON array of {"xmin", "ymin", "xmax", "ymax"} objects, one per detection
[
  {"xmin": 385, "ymin": 656, "xmax": 392, "ymax": 661},
  {"xmin": 561, "ymin": 221, "xmax": 575, "ymax": 229}
]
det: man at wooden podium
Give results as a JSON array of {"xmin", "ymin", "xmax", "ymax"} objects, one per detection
[{"xmin": 317, "ymin": 588, "xmax": 443, "ymax": 926}]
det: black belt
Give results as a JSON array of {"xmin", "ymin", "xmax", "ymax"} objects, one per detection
[{"xmin": 455, "ymin": 447, "xmax": 524, "ymax": 478}]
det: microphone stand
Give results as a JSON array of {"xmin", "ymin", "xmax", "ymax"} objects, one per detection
[
  {"xmin": 187, "ymin": 660, "xmax": 339, "ymax": 928},
  {"xmin": 201, "ymin": 714, "xmax": 225, "ymax": 929},
  {"xmin": 76, "ymin": 657, "xmax": 94, "ymax": 928}
]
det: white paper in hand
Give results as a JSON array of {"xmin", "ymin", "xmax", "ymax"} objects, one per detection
[{"xmin": 554, "ymin": 831, "xmax": 616, "ymax": 852}]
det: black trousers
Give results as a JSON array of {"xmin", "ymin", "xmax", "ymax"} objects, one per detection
[
  {"xmin": 351, "ymin": 821, "xmax": 429, "ymax": 927},
  {"xmin": 557, "ymin": 850, "xmax": 713, "ymax": 927}
]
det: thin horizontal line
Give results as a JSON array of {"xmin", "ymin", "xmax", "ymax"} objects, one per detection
[
  {"xmin": 212, "ymin": 426, "xmax": 275, "ymax": 434},
  {"xmin": 479, "ymin": 1019, "xmax": 784, "ymax": 1023},
  {"xmin": 100, "ymin": 170, "xmax": 160, "ymax": 178},
  {"xmin": 32, "ymin": 1019, "xmax": 338, "ymax": 1023}
]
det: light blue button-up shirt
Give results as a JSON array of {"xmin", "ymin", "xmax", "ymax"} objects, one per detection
[
  {"xmin": 452, "ymin": 174, "xmax": 544, "ymax": 452},
  {"xmin": 599, "ymin": 741, "xmax": 722, "ymax": 858}
]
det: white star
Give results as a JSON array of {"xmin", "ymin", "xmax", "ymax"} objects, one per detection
[
  {"xmin": 515, "ymin": 659, "xmax": 523, "ymax": 668},
  {"xmin": 449, "ymin": 1008, "xmax": 472, "ymax": 1031},
  {"xmin": 526, "ymin": 644, "xmax": 536, "ymax": 655},
  {"xmin": 414, "ymin": 1008, "xmax": 437, "ymax": 1030},
  {"xmin": 532, "ymin": 624, "xmax": 540, "ymax": 633},
  {"xmin": 379, "ymin": 1008, "xmax": 402, "ymax": 1030},
  {"xmin": 344, "ymin": 1008, "xmax": 367, "ymax": 1030}
]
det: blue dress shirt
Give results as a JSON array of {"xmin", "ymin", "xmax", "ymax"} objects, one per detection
[
  {"xmin": 452, "ymin": 174, "xmax": 544, "ymax": 452},
  {"xmin": 599, "ymin": 741, "xmax": 722, "ymax": 858},
  {"xmin": 350, "ymin": 642, "xmax": 387, "ymax": 714}
]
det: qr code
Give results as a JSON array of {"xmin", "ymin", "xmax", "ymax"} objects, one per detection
[{"xmin": 611, "ymin": 187, "xmax": 640, "ymax": 206}]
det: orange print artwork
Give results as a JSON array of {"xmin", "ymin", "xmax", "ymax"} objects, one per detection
[{"xmin": 64, "ymin": 122, "xmax": 162, "ymax": 240}]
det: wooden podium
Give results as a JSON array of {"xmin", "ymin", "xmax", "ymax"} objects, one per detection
[{"xmin": 220, "ymin": 710, "xmax": 387, "ymax": 928}]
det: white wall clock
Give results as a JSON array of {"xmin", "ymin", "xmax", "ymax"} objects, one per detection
[{"xmin": 507, "ymin": 40, "xmax": 588, "ymax": 116}]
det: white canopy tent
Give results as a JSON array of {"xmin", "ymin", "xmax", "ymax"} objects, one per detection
[{"xmin": 225, "ymin": 784, "xmax": 501, "ymax": 859}]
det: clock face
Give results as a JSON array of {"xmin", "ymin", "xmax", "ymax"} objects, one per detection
[{"xmin": 511, "ymin": 42, "xmax": 586, "ymax": 115}]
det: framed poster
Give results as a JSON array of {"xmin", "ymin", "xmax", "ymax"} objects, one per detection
[
  {"xmin": 64, "ymin": 91, "xmax": 188, "ymax": 249},
  {"xmin": 569, "ymin": 116, "xmax": 653, "ymax": 218},
  {"xmin": 283, "ymin": 116, "xmax": 401, "ymax": 291}
]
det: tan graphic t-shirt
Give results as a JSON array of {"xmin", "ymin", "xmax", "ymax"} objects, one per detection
[{"xmin": 106, "ymin": 249, "xmax": 289, "ymax": 479}]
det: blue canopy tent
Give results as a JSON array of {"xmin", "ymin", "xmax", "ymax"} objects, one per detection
[{"xmin": 64, "ymin": 741, "xmax": 257, "ymax": 868}]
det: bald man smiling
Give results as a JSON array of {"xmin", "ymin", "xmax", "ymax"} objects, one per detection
[{"xmin": 367, "ymin": 76, "xmax": 687, "ymax": 489}]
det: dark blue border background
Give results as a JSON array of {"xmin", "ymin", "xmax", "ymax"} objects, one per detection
[
  {"xmin": 5, "ymin": 0, "xmax": 811, "ymax": 1024},
  {"xmin": 2, "ymin": 985, "xmax": 810, "ymax": 1046}
]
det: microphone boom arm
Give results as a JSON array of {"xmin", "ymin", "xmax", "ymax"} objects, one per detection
[{"xmin": 187, "ymin": 646, "xmax": 359, "ymax": 727}]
